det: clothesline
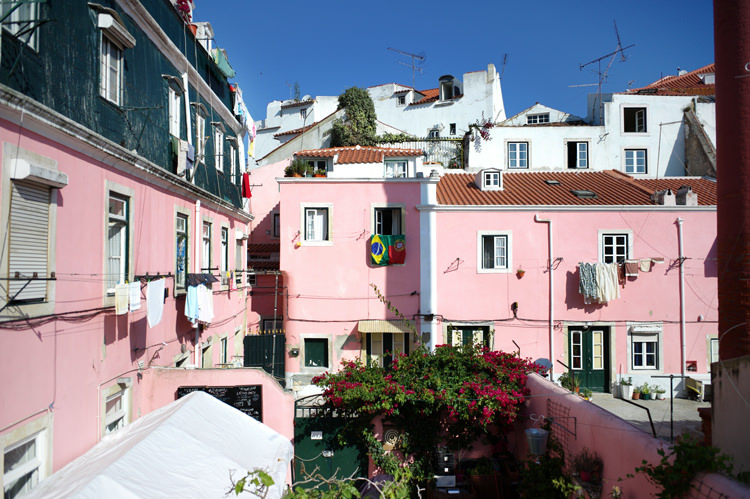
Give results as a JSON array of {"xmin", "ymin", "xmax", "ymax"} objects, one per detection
[{"xmin": 578, "ymin": 258, "xmax": 665, "ymax": 304}]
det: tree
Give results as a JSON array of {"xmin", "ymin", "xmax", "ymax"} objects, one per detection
[{"xmin": 330, "ymin": 87, "xmax": 376, "ymax": 147}]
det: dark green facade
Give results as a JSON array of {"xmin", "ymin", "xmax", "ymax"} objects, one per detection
[{"xmin": 0, "ymin": 0, "xmax": 243, "ymax": 208}]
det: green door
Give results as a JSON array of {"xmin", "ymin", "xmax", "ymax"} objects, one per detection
[{"xmin": 569, "ymin": 327, "xmax": 609, "ymax": 392}]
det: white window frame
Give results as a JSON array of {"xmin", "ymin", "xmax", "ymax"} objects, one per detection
[
  {"xmin": 168, "ymin": 86, "xmax": 181, "ymax": 137},
  {"xmin": 483, "ymin": 171, "xmax": 501, "ymax": 190},
  {"xmin": 709, "ymin": 336, "xmax": 719, "ymax": 371},
  {"xmin": 526, "ymin": 113, "xmax": 549, "ymax": 125},
  {"xmin": 235, "ymin": 237, "xmax": 244, "ymax": 286},
  {"xmin": 365, "ymin": 332, "xmax": 408, "ymax": 368},
  {"xmin": 100, "ymin": 33, "xmax": 123, "ymax": 105},
  {"xmin": 567, "ymin": 141, "xmax": 589, "ymax": 169},
  {"xmin": 300, "ymin": 334, "xmax": 332, "ymax": 374},
  {"xmin": 624, "ymin": 149, "xmax": 647, "ymax": 174},
  {"xmin": 622, "ymin": 106, "xmax": 648, "ymax": 134},
  {"xmin": 106, "ymin": 191, "xmax": 130, "ymax": 295},
  {"xmin": 220, "ymin": 226, "xmax": 229, "ymax": 285},
  {"xmin": 396, "ymin": 95, "xmax": 406, "ymax": 106},
  {"xmin": 439, "ymin": 81, "xmax": 453, "ymax": 101},
  {"xmin": 1, "ymin": 415, "xmax": 50, "ymax": 499},
  {"xmin": 220, "ymin": 336, "xmax": 229, "ymax": 364},
  {"xmin": 477, "ymin": 230, "xmax": 512, "ymax": 273},
  {"xmin": 372, "ymin": 203, "xmax": 405, "ymax": 236},
  {"xmin": 507, "ymin": 142, "xmax": 528, "ymax": 169},
  {"xmin": 101, "ymin": 380, "xmax": 131, "ymax": 436},
  {"xmin": 201, "ymin": 220, "xmax": 212, "ymax": 272},
  {"xmin": 627, "ymin": 323, "xmax": 663, "ymax": 372},
  {"xmin": 385, "ymin": 160, "xmax": 408, "ymax": 178},
  {"xmin": 300, "ymin": 203, "xmax": 333, "ymax": 245},
  {"xmin": 598, "ymin": 230, "xmax": 633, "ymax": 264},
  {"xmin": 447, "ymin": 324, "xmax": 491, "ymax": 349},
  {"xmin": 1, "ymin": 0, "xmax": 39, "ymax": 50},
  {"xmin": 229, "ymin": 141, "xmax": 238, "ymax": 181},
  {"xmin": 175, "ymin": 210, "xmax": 190, "ymax": 292},
  {"xmin": 194, "ymin": 110, "xmax": 207, "ymax": 166},
  {"xmin": 213, "ymin": 126, "xmax": 224, "ymax": 173}
]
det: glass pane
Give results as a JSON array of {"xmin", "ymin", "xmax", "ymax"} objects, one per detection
[
  {"xmin": 4, "ymin": 440, "xmax": 35, "ymax": 474},
  {"xmin": 592, "ymin": 331, "xmax": 603, "ymax": 369},
  {"xmin": 482, "ymin": 235, "xmax": 494, "ymax": 268}
]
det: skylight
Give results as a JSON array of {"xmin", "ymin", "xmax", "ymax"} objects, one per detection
[{"xmin": 571, "ymin": 189, "xmax": 597, "ymax": 199}]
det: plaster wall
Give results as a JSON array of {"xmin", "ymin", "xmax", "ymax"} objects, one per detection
[
  {"xmin": 711, "ymin": 355, "xmax": 750, "ymax": 473},
  {"xmin": 0, "ymin": 118, "xmax": 250, "ymax": 473}
]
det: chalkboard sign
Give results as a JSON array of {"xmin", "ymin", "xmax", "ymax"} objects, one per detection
[{"xmin": 177, "ymin": 385, "xmax": 262, "ymax": 421}]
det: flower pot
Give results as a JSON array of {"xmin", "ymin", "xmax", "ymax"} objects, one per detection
[
  {"xmin": 642, "ymin": 393, "xmax": 651, "ymax": 400},
  {"xmin": 579, "ymin": 470, "xmax": 592, "ymax": 483},
  {"xmin": 621, "ymin": 384, "xmax": 634, "ymax": 400},
  {"xmin": 632, "ymin": 392, "xmax": 640, "ymax": 400},
  {"xmin": 656, "ymin": 393, "xmax": 666, "ymax": 400}
]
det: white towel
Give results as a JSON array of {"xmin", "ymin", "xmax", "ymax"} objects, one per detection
[
  {"xmin": 129, "ymin": 281, "xmax": 141, "ymax": 312},
  {"xmin": 147, "ymin": 278, "xmax": 165, "ymax": 327},
  {"xmin": 115, "ymin": 283, "xmax": 129, "ymax": 315}
]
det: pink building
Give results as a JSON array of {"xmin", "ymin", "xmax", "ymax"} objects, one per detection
[{"xmin": 279, "ymin": 167, "xmax": 718, "ymax": 397}]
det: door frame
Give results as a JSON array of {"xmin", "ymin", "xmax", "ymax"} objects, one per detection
[{"xmin": 563, "ymin": 323, "xmax": 615, "ymax": 393}]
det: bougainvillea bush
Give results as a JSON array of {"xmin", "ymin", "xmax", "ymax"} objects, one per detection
[{"xmin": 312, "ymin": 345, "xmax": 541, "ymax": 483}]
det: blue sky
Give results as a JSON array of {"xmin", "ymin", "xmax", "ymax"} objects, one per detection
[{"xmin": 195, "ymin": 1, "xmax": 715, "ymax": 123}]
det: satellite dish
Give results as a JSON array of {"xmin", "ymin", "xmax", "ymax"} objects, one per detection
[
  {"xmin": 302, "ymin": 95, "xmax": 312, "ymax": 101},
  {"xmin": 534, "ymin": 358, "xmax": 552, "ymax": 377}
]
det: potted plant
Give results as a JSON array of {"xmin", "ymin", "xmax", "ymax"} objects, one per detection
[
  {"xmin": 284, "ymin": 158, "xmax": 309, "ymax": 177},
  {"xmin": 639, "ymin": 383, "xmax": 651, "ymax": 400},
  {"xmin": 573, "ymin": 448, "xmax": 603, "ymax": 484},
  {"xmin": 516, "ymin": 267, "xmax": 525, "ymax": 278},
  {"xmin": 632, "ymin": 385, "xmax": 641, "ymax": 400},
  {"xmin": 655, "ymin": 385, "xmax": 666, "ymax": 400},
  {"xmin": 620, "ymin": 377, "xmax": 633, "ymax": 400},
  {"xmin": 559, "ymin": 370, "xmax": 579, "ymax": 394},
  {"xmin": 580, "ymin": 387, "xmax": 593, "ymax": 400},
  {"xmin": 313, "ymin": 168, "xmax": 326, "ymax": 178}
]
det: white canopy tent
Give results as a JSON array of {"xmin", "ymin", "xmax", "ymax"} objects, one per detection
[{"xmin": 26, "ymin": 391, "xmax": 292, "ymax": 498}]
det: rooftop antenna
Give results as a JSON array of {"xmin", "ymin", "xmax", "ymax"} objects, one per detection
[
  {"xmin": 500, "ymin": 53, "xmax": 509, "ymax": 80},
  {"xmin": 578, "ymin": 20, "xmax": 635, "ymax": 123},
  {"xmin": 388, "ymin": 47, "xmax": 425, "ymax": 88}
]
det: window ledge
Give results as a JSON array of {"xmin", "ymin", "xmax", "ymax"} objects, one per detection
[{"xmin": 98, "ymin": 13, "xmax": 136, "ymax": 49}]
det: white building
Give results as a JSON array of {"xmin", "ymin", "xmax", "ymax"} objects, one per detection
[{"xmin": 469, "ymin": 64, "xmax": 716, "ymax": 178}]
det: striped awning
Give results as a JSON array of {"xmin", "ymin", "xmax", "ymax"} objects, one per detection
[{"xmin": 358, "ymin": 320, "xmax": 412, "ymax": 334}]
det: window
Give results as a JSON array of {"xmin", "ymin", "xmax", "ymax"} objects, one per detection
[
  {"xmin": 449, "ymin": 325, "xmax": 490, "ymax": 348},
  {"xmin": 428, "ymin": 129, "xmax": 440, "ymax": 139},
  {"xmin": 306, "ymin": 159, "xmax": 328, "ymax": 173},
  {"xmin": 220, "ymin": 337, "xmax": 228, "ymax": 364},
  {"xmin": 483, "ymin": 171, "xmax": 501, "ymax": 189},
  {"xmin": 625, "ymin": 149, "xmax": 647, "ymax": 174},
  {"xmin": 300, "ymin": 108, "xmax": 307, "ymax": 119},
  {"xmin": 220, "ymin": 227, "xmax": 229, "ymax": 284},
  {"xmin": 168, "ymin": 86, "xmax": 181, "ymax": 137},
  {"xmin": 478, "ymin": 231, "xmax": 512, "ymax": 273},
  {"xmin": 235, "ymin": 238, "xmax": 244, "ymax": 286},
  {"xmin": 272, "ymin": 213, "xmax": 280, "ymax": 238},
  {"xmin": 304, "ymin": 207, "xmax": 329, "ymax": 242},
  {"xmin": 201, "ymin": 342, "xmax": 212, "ymax": 368},
  {"xmin": 100, "ymin": 35, "xmax": 123, "ymax": 105},
  {"xmin": 601, "ymin": 233, "xmax": 630, "ymax": 264},
  {"xmin": 213, "ymin": 126, "xmax": 224, "ymax": 172},
  {"xmin": 709, "ymin": 337, "xmax": 719, "ymax": 370},
  {"xmin": 195, "ymin": 112, "xmax": 206, "ymax": 165},
  {"xmin": 8, "ymin": 181, "xmax": 50, "ymax": 303},
  {"xmin": 104, "ymin": 390, "xmax": 127, "ymax": 433},
  {"xmin": 623, "ymin": 107, "xmax": 647, "ymax": 133},
  {"xmin": 527, "ymin": 113, "xmax": 549, "ymax": 125},
  {"xmin": 262, "ymin": 317, "xmax": 282, "ymax": 332},
  {"xmin": 630, "ymin": 328, "xmax": 660, "ymax": 370},
  {"xmin": 397, "ymin": 95, "xmax": 406, "ymax": 106},
  {"xmin": 176, "ymin": 213, "xmax": 189, "ymax": 290},
  {"xmin": 439, "ymin": 81, "xmax": 453, "ymax": 101},
  {"xmin": 374, "ymin": 207, "xmax": 403, "ymax": 235},
  {"xmin": 202, "ymin": 221, "xmax": 211, "ymax": 271},
  {"xmin": 450, "ymin": 123, "xmax": 456, "ymax": 135},
  {"xmin": 304, "ymin": 338, "xmax": 329, "ymax": 368},
  {"xmin": 567, "ymin": 142, "xmax": 588, "ymax": 169},
  {"xmin": 229, "ymin": 142, "xmax": 238, "ymax": 181},
  {"xmin": 1, "ymin": 0, "xmax": 39, "ymax": 49},
  {"xmin": 385, "ymin": 161, "xmax": 407, "ymax": 178},
  {"xmin": 107, "ymin": 193, "xmax": 129, "ymax": 294},
  {"xmin": 507, "ymin": 142, "xmax": 528, "ymax": 169},
  {"xmin": 366, "ymin": 333, "xmax": 409, "ymax": 369},
  {"xmin": 3, "ymin": 432, "xmax": 44, "ymax": 498}
]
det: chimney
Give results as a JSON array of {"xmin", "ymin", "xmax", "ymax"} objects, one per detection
[
  {"xmin": 675, "ymin": 186, "xmax": 698, "ymax": 205},
  {"xmin": 652, "ymin": 189, "xmax": 676, "ymax": 205}
]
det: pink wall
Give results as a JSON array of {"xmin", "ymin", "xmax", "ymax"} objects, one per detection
[
  {"xmin": 0, "ymin": 119, "xmax": 253, "ymax": 472},
  {"xmin": 521, "ymin": 374, "xmax": 749, "ymax": 498}
]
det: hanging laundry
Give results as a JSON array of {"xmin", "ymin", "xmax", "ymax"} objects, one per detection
[
  {"xmin": 176, "ymin": 139, "xmax": 189, "ymax": 176},
  {"xmin": 197, "ymin": 283, "xmax": 214, "ymax": 323},
  {"xmin": 639, "ymin": 258, "xmax": 652, "ymax": 272},
  {"xmin": 129, "ymin": 281, "xmax": 141, "ymax": 312},
  {"xmin": 186, "ymin": 143, "xmax": 195, "ymax": 171},
  {"xmin": 147, "ymin": 278, "xmax": 165, "ymax": 327},
  {"xmin": 596, "ymin": 263, "xmax": 620, "ymax": 303},
  {"xmin": 578, "ymin": 262, "xmax": 598, "ymax": 304},
  {"xmin": 242, "ymin": 173, "xmax": 252, "ymax": 198},
  {"xmin": 185, "ymin": 284, "xmax": 199, "ymax": 324},
  {"xmin": 230, "ymin": 271, "xmax": 237, "ymax": 291},
  {"xmin": 624, "ymin": 260, "xmax": 639, "ymax": 277},
  {"xmin": 115, "ymin": 283, "xmax": 129, "ymax": 315}
]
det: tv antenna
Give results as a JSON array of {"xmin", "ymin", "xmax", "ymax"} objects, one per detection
[
  {"xmin": 500, "ymin": 53, "xmax": 509, "ymax": 80},
  {"xmin": 578, "ymin": 20, "xmax": 635, "ymax": 123},
  {"xmin": 388, "ymin": 47, "xmax": 425, "ymax": 88}
]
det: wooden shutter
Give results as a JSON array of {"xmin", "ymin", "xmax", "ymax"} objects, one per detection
[{"xmin": 9, "ymin": 180, "xmax": 50, "ymax": 301}]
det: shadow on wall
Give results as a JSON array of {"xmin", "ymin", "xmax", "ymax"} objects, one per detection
[
  {"xmin": 564, "ymin": 269, "xmax": 605, "ymax": 312},
  {"xmin": 705, "ymin": 237, "xmax": 718, "ymax": 278}
]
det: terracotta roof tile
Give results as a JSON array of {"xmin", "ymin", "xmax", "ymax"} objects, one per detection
[
  {"xmin": 280, "ymin": 99, "xmax": 314, "ymax": 109},
  {"xmin": 295, "ymin": 146, "xmax": 422, "ymax": 164},
  {"xmin": 633, "ymin": 177, "xmax": 717, "ymax": 205},
  {"xmin": 409, "ymin": 88, "xmax": 465, "ymax": 106},
  {"xmin": 626, "ymin": 64, "xmax": 715, "ymax": 96},
  {"xmin": 437, "ymin": 170, "xmax": 717, "ymax": 206}
]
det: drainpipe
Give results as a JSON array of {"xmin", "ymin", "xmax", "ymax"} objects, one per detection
[
  {"xmin": 676, "ymin": 217, "xmax": 686, "ymax": 377},
  {"xmin": 534, "ymin": 214, "xmax": 554, "ymax": 380},
  {"xmin": 194, "ymin": 200, "xmax": 201, "ymax": 366},
  {"xmin": 420, "ymin": 171, "xmax": 440, "ymax": 351},
  {"xmin": 182, "ymin": 72, "xmax": 191, "ymax": 145}
]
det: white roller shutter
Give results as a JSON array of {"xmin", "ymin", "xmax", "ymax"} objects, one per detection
[{"xmin": 9, "ymin": 180, "xmax": 50, "ymax": 302}]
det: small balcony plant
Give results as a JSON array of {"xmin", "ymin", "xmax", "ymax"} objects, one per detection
[
  {"xmin": 619, "ymin": 377, "xmax": 633, "ymax": 400},
  {"xmin": 573, "ymin": 448, "xmax": 603, "ymax": 485},
  {"xmin": 284, "ymin": 158, "xmax": 309, "ymax": 177},
  {"xmin": 639, "ymin": 383, "xmax": 652, "ymax": 400}
]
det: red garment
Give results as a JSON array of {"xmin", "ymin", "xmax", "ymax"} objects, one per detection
[{"xmin": 242, "ymin": 173, "xmax": 252, "ymax": 198}]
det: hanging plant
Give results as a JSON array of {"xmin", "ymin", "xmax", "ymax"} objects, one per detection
[{"xmin": 175, "ymin": 0, "xmax": 192, "ymax": 22}]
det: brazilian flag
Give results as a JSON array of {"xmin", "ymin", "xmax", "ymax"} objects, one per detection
[{"xmin": 370, "ymin": 235, "xmax": 406, "ymax": 266}]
